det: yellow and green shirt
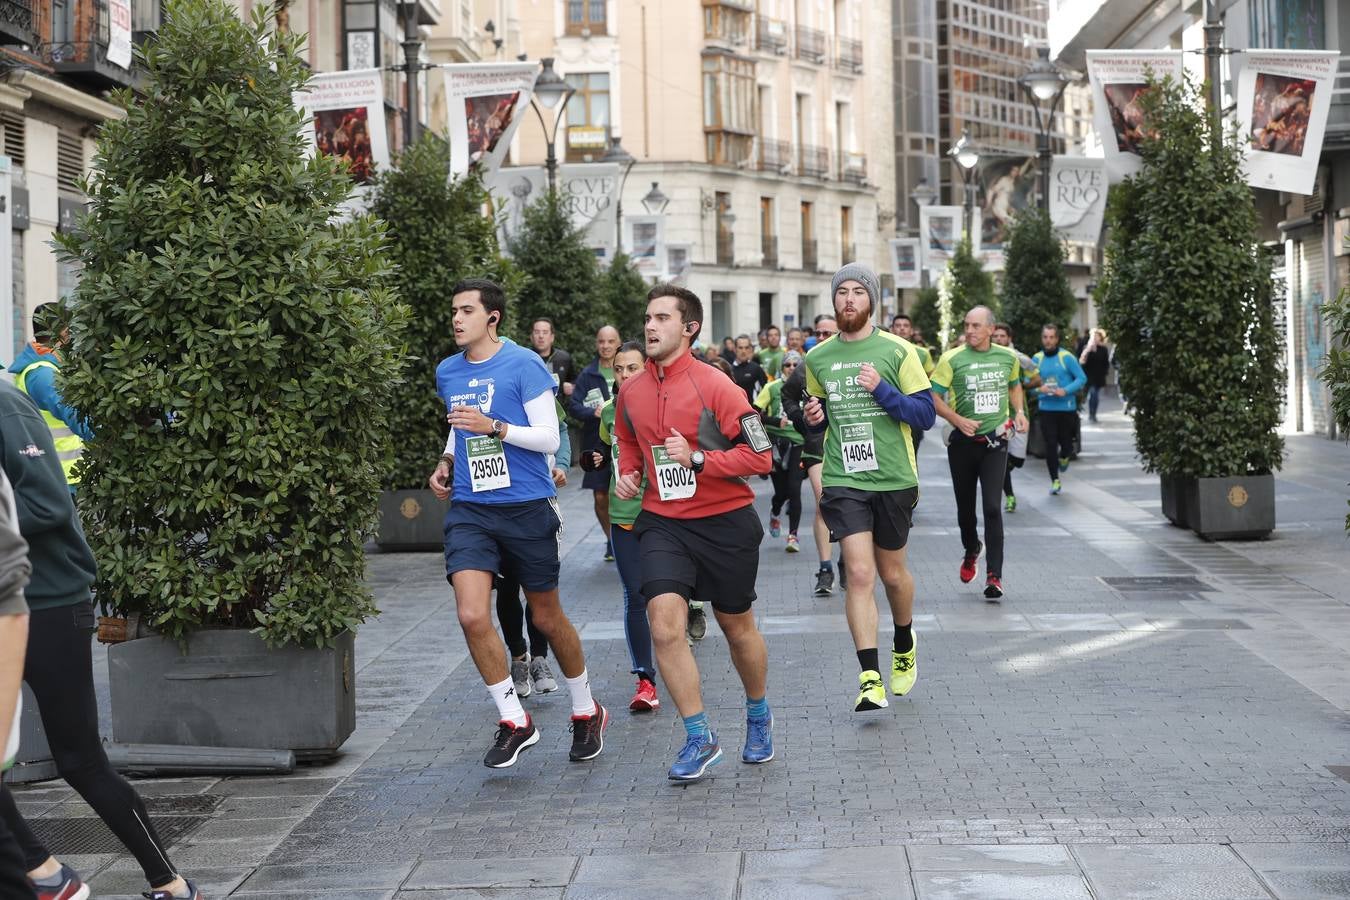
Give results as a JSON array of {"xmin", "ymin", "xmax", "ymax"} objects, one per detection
[
  {"xmin": 804, "ymin": 328, "xmax": 931, "ymax": 491},
  {"xmin": 930, "ymin": 344, "xmax": 1022, "ymax": 436},
  {"xmin": 753, "ymin": 380, "xmax": 804, "ymax": 446},
  {"xmin": 598, "ymin": 400, "xmax": 644, "ymax": 526}
]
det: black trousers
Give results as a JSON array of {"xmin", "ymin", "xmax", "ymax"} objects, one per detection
[
  {"xmin": 947, "ymin": 433, "xmax": 1008, "ymax": 578},
  {"xmin": 0, "ymin": 602, "xmax": 177, "ymax": 887},
  {"xmin": 1040, "ymin": 411, "xmax": 1078, "ymax": 479},
  {"xmin": 0, "ymin": 814, "xmax": 34, "ymax": 899},
  {"xmin": 769, "ymin": 441, "xmax": 804, "ymax": 534},
  {"xmin": 495, "ymin": 575, "xmax": 548, "ymax": 660}
]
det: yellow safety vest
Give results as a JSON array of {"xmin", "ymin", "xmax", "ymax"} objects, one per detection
[{"xmin": 15, "ymin": 359, "xmax": 83, "ymax": 485}]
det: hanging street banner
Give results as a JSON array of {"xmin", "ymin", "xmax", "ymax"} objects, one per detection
[
  {"xmin": 487, "ymin": 163, "xmax": 619, "ymax": 260},
  {"xmin": 919, "ymin": 206, "xmax": 962, "ymax": 271},
  {"xmin": 1086, "ymin": 50, "xmax": 1185, "ymax": 182},
  {"xmin": 107, "ymin": 0, "xmax": 133, "ymax": 69},
  {"xmin": 969, "ymin": 210, "xmax": 1004, "ymax": 271},
  {"xmin": 889, "ymin": 238, "xmax": 921, "ymax": 289},
  {"xmin": 1049, "ymin": 156, "xmax": 1108, "ymax": 243},
  {"xmin": 293, "ymin": 69, "xmax": 390, "ymax": 187},
  {"xmin": 444, "ymin": 62, "xmax": 537, "ymax": 180},
  {"xmin": 1237, "ymin": 50, "xmax": 1339, "ymax": 196},
  {"xmin": 978, "ymin": 154, "xmax": 1036, "ymax": 257},
  {"xmin": 626, "ymin": 215, "xmax": 665, "ymax": 280}
]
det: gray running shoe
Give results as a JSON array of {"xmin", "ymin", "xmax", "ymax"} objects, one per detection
[
  {"xmin": 530, "ymin": 656, "xmax": 559, "ymax": 693},
  {"xmin": 687, "ymin": 605, "xmax": 707, "ymax": 642},
  {"xmin": 813, "ymin": 568, "xmax": 834, "ymax": 596},
  {"xmin": 511, "ymin": 657, "xmax": 533, "ymax": 699}
]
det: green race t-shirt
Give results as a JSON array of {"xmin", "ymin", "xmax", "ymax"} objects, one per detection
[
  {"xmin": 599, "ymin": 400, "xmax": 644, "ymax": 526},
  {"xmin": 754, "ymin": 380, "xmax": 804, "ymax": 446},
  {"xmin": 915, "ymin": 345, "xmax": 935, "ymax": 376},
  {"xmin": 930, "ymin": 344, "xmax": 1022, "ymax": 436},
  {"xmin": 804, "ymin": 328, "xmax": 931, "ymax": 491},
  {"xmin": 756, "ymin": 348, "xmax": 785, "ymax": 378}
]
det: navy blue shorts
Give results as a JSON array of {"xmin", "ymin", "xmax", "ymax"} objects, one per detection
[{"xmin": 443, "ymin": 498, "xmax": 562, "ymax": 592}]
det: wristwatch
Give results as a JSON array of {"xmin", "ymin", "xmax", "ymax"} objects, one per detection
[
  {"xmin": 690, "ymin": 450, "xmax": 706, "ymax": 473},
  {"xmin": 490, "ymin": 419, "xmax": 504, "ymax": 437}
]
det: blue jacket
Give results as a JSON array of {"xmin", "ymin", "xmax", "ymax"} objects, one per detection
[
  {"xmin": 1031, "ymin": 348, "xmax": 1086, "ymax": 413},
  {"xmin": 566, "ymin": 360, "xmax": 612, "ymax": 453},
  {"xmin": 7, "ymin": 345, "xmax": 93, "ymax": 441}
]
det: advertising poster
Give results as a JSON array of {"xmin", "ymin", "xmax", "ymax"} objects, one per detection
[
  {"xmin": 626, "ymin": 215, "xmax": 665, "ymax": 280},
  {"xmin": 487, "ymin": 163, "xmax": 619, "ymax": 259},
  {"xmin": 978, "ymin": 155, "xmax": 1036, "ymax": 260},
  {"xmin": 1049, "ymin": 156, "xmax": 1108, "ymax": 243},
  {"xmin": 293, "ymin": 69, "xmax": 390, "ymax": 186},
  {"xmin": 444, "ymin": 63, "xmax": 537, "ymax": 180},
  {"xmin": 889, "ymin": 238, "xmax": 921, "ymax": 289},
  {"xmin": 1237, "ymin": 50, "xmax": 1339, "ymax": 195},
  {"xmin": 108, "ymin": 0, "xmax": 132, "ymax": 69},
  {"xmin": 920, "ymin": 205, "xmax": 962, "ymax": 271},
  {"xmin": 1086, "ymin": 50, "xmax": 1185, "ymax": 182}
]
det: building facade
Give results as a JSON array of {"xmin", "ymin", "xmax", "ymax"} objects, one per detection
[
  {"xmin": 1050, "ymin": 0, "xmax": 1348, "ymax": 438},
  {"xmin": 501, "ymin": 0, "xmax": 896, "ymax": 340}
]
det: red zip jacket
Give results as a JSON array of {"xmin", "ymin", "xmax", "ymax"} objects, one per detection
[{"xmin": 614, "ymin": 350, "xmax": 772, "ymax": 519}]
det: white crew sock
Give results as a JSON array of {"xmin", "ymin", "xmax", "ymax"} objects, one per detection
[
  {"xmin": 487, "ymin": 676, "xmax": 528, "ymax": 727},
  {"xmin": 565, "ymin": 668, "xmax": 596, "ymax": 718}
]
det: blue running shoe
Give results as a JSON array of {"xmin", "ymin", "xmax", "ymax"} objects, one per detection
[
  {"xmin": 668, "ymin": 731, "xmax": 723, "ymax": 781},
  {"xmin": 742, "ymin": 714, "xmax": 773, "ymax": 764}
]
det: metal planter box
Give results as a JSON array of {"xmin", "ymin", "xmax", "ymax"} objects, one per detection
[
  {"xmin": 1159, "ymin": 474, "xmax": 1190, "ymax": 528},
  {"xmin": 1183, "ymin": 474, "xmax": 1275, "ymax": 541},
  {"xmin": 108, "ymin": 629, "xmax": 355, "ymax": 761},
  {"xmin": 376, "ymin": 489, "xmax": 448, "ymax": 552}
]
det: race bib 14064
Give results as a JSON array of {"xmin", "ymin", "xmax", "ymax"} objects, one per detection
[{"xmin": 839, "ymin": 421, "xmax": 879, "ymax": 473}]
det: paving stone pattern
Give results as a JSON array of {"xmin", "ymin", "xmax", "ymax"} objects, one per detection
[{"xmin": 12, "ymin": 399, "xmax": 1350, "ymax": 898}]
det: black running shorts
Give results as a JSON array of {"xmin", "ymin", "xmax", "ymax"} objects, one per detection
[
  {"xmin": 634, "ymin": 505, "xmax": 763, "ymax": 615},
  {"xmin": 819, "ymin": 486, "xmax": 918, "ymax": 552}
]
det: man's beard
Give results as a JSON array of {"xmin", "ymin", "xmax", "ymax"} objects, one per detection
[{"xmin": 836, "ymin": 304, "xmax": 872, "ymax": 333}]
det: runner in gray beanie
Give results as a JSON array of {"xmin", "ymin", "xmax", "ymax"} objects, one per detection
[{"xmin": 831, "ymin": 263, "xmax": 879, "ymax": 311}]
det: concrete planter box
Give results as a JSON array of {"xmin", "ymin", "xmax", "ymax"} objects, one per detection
[
  {"xmin": 1159, "ymin": 474, "xmax": 1190, "ymax": 528},
  {"xmin": 376, "ymin": 489, "xmax": 448, "ymax": 552},
  {"xmin": 108, "ymin": 629, "xmax": 355, "ymax": 761},
  {"xmin": 1183, "ymin": 474, "xmax": 1275, "ymax": 541},
  {"xmin": 8, "ymin": 684, "xmax": 57, "ymax": 784}
]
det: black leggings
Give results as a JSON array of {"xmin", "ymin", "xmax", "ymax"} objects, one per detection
[
  {"xmin": 495, "ymin": 575, "xmax": 547, "ymax": 660},
  {"xmin": 0, "ymin": 603, "xmax": 177, "ymax": 887},
  {"xmin": 769, "ymin": 441, "xmax": 804, "ymax": 534},
  {"xmin": 1039, "ymin": 411, "xmax": 1078, "ymax": 479},
  {"xmin": 947, "ymin": 434, "xmax": 1008, "ymax": 578}
]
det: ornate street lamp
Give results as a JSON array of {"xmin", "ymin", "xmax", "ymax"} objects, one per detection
[
  {"xmin": 947, "ymin": 129, "xmax": 980, "ymax": 243},
  {"xmin": 529, "ymin": 58, "xmax": 576, "ymax": 193},
  {"xmin": 601, "ymin": 136, "xmax": 637, "ymax": 249},
  {"xmin": 641, "ymin": 181, "xmax": 670, "ymax": 215},
  {"xmin": 1019, "ymin": 45, "xmax": 1070, "ymax": 211}
]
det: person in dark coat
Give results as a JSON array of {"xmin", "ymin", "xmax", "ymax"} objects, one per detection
[
  {"xmin": 1079, "ymin": 328, "xmax": 1111, "ymax": 423},
  {"xmin": 566, "ymin": 325, "xmax": 621, "ymax": 560}
]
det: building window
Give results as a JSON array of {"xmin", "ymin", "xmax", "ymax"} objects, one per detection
[
  {"xmin": 801, "ymin": 201, "xmax": 817, "ymax": 271},
  {"xmin": 840, "ymin": 205, "xmax": 853, "ymax": 264},
  {"xmin": 760, "ymin": 197, "xmax": 777, "ymax": 267},
  {"xmin": 710, "ymin": 291, "xmax": 733, "ymax": 344},
  {"xmin": 704, "ymin": 3, "xmax": 751, "ymax": 46},
  {"xmin": 703, "ymin": 51, "xmax": 756, "ymax": 165},
  {"xmin": 57, "ymin": 132, "xmax": 83, "ymax": 193},
  {"xmin": 566, "ymin": 0, "xmax": 607, "ymax": 36},
  {"xmin": 716, "ymin": 191, "xmax": 734, "ymax": 266},
  {"xmin": 565, "ymin": 73, "xmax": 611, "ymax": 161}
]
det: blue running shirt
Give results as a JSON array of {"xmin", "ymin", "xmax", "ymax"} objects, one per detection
[{"xmin": 436, "ymin": 340, "xmax": 559, "ymax": 504}]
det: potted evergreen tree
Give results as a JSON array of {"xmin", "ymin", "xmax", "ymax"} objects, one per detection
[
  {"xmin": 370, "ymin": 136, "xmax": 519, "ymax": 549},
  {"xmin": 937, "ymin": 236, "xmax": 996, "ymax": 347},
  {"xmin": 56, "ymin": 0, "xmax": 408, "ymax": 756},
  {"xmin": 1098, "ymin": 74, "xmax": 1284, "ymax": 539},
  {"xmin": 1322, "ymin": 279, "xmax": 1350, "ymax": 532}
]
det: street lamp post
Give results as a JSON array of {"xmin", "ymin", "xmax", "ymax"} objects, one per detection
[
  {"xmin": 641, "ymin": 181, "xmax": 670, "ymax": 216},
  {"xmin": 947, "ymin": 129, "xmax": 980, "ymax": 243},
  {"xmin": 400, "ymin": 0, "xmax": 424, "ymax": 147},
  {"xmin": 908, "ymin": 176, "xmax": 938, "ymax": 288},
  {"xmin": 529, "ymin": 58, "xmax": 576, "ymax": 194},
  {"xmin": 601, "ymin": 136, "xmax": 637, "ymax": 251},
  {"xmin": 1019, "ymin": 45, "xmax": 1070, "ymax": 212}
]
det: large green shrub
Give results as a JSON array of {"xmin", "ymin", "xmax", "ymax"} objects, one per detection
[
  {"xmin": 1000, "ymin": 207, "xmax": 1076, "ymax": 350},
  {"xmin": 1322, "ymin": 285, "xmax": 1350, "ymax": 530},
  {"xmin": 370, "ymin": 136, "xmax": 520, "ymax": 490},
  {"xmin": 910, "ymin": 285, "xmax": 941, "ymax": 347},
  {"xmin": 597, "ymin": 251, "xmax": 649, "ymax": 342},
  {"xmin": 56, "ymin": 0, "xmax": 408, "ymax": 647},
  {"xmin": 1098, "ymin": 73, "xmax": 1283, "ymax": 478},
  {"xmin": 507, "ymin": 191, "xmax": 606, "ymax": 359},
  {"xmin": 937, "ymin": 236, "xmax": 997, "ymax": 346}
]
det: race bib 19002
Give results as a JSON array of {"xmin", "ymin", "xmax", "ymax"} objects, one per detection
[
  {"xmin": 466, "ymin": 435, "xmax": 511, "ymax": 492},
  {"xmin": 839, "ymin": 421, "xmax": 879, "ymax": 474},
  {"xmin": 652, "ymin": 446, "xmax": 696, "ymax": 501}
]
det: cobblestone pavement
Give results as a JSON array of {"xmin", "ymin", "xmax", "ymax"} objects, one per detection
[{"xmin": 11, "ymin": 398, "xmax": 1350, "ymax": 898}]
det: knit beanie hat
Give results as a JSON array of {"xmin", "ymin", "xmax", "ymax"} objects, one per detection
[
  {"xmin": 782, "ymin": 350, "xmax": 803, "ymax": 367},
  {"xmin": 831, "ymin": 263, "xmax": 879, "ymax": 310}
]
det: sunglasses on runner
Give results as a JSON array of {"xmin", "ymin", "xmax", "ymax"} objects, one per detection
[{"xmin": 813, "ymin": 329, "xmax": 835, "ymax": 337}]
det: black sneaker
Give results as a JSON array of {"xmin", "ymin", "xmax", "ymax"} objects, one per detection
[
  {"xmin": 484, "ymin": 717, "xmax": 540, "ymax": 768},
  {"xmin": 569, "ymin": 702, "xmax": 609, "ymax": 761},
  {"xmin": 813, "ymin": 568, "xmax": 834, "ymax": 596},
  {"xmin": 143, "ymin": 880, "xmax": 202, "ymax": 900}
]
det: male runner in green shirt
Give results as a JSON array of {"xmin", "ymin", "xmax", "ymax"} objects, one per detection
[
  {"xmin": 930, "ymin": 305, "xmax": 1028, "ymax": 600},
  {"xmin": 804, "ymin": 264, "xmax": 935, "ymax": 713}
]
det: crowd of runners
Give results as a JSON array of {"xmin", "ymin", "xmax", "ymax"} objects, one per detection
[{"xmin": 430, "ymin": 264, "xmax": 1095, "ymax": 783}]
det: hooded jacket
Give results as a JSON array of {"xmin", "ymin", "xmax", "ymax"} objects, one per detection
[{"xmin": 8, "ymin": 344, "xmax": 93, "ymax": 441}]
